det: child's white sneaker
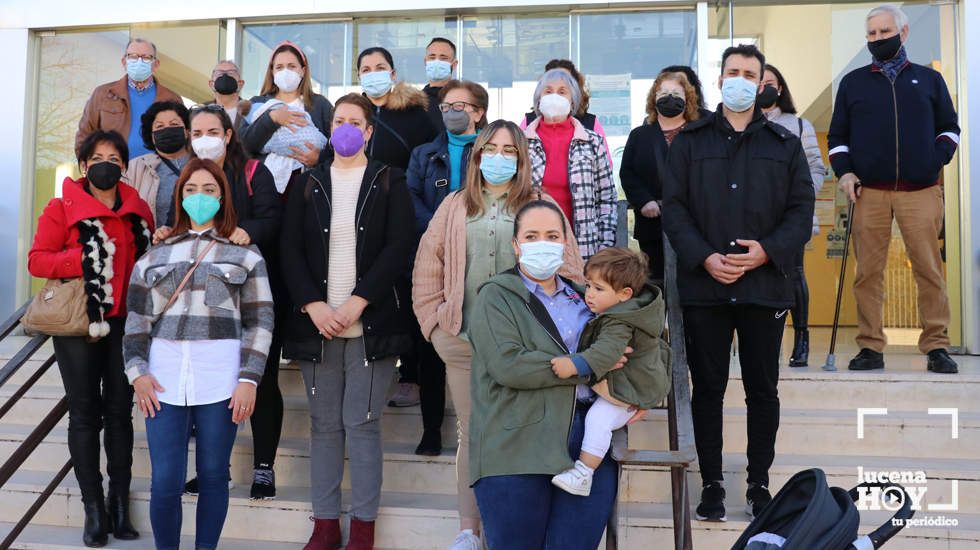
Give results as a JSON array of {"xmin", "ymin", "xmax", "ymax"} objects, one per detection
[{"xmin": 551, "ymin": 460, "xmax": 594, "ymax": 496}]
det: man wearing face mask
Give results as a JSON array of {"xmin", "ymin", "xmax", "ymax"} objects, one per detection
[
  {"xmin": 828, "ymin": 4, "xmax": 960, "ymax": 374},
  {"xmin": 662, "ymin": 43, "xmax": 814, "ymax": 522},
  {"xmin": 207, "ymin": 61, "xmax": 252, "ymax": 132},
  {"xmin": 76, "ymin": 38, "xmax": 182, "ymax": 160},
  {"xmin": 422, "ymin": 37, "xmax": 459, "ymax": 132}
]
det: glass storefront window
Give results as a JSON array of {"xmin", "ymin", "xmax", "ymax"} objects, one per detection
[
  {"xmin": 133, "ymin": 21, "xmax": 221, "ymax": 104},
  {"xmin": 460, "ymin": 14, "xmax": 569, "ymax": 124},
  {"xmin": 241, "ymin": 21, "xmax": 351, "ymax": 101},
  {"xmin": 355, "ymin": 17, "xmax": 458, "ymax": 85}
]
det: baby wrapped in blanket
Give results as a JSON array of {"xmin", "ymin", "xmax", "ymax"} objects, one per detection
[{"xmin": 248, "ymin": 98, "xmax": 327, "ymax": 192}]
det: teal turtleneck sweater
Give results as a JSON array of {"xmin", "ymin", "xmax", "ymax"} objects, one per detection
[{"xmin": 447, "ymin": 131, "xmax": 478, "ymax": 191}]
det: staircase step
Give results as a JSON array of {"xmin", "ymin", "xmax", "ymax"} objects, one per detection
[
  {"xmin": 2, "ymin": 471, "xmax": 977, "ymax": 549},
  {"xmin": 0, "ymin": 521, "xmax": 302, "ymax": 549}
]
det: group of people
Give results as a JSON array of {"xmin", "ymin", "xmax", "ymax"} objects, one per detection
[{"xmin": 26, "ymin": 3, "xmax": 959, "ymax": 549}]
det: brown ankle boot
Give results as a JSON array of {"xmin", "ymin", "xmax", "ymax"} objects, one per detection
[
  {"xmin": 303, "ymin": 517, "xmax": 341, "ymax": 550},
  {"xmin": 345, "ymin": 518, "xmax": 375, "ymax": 550}
]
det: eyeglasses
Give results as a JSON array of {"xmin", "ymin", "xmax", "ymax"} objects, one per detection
[
  {"xmin": 125, "ymin": 53, "xmax": 156, "ymax": 63},
  {"xmin": 439, "ymin": 101, "xmax": 478, "ymax": 113},
  {"xmin": 480, "ymin": 143, "xmax": 519, "ymax": 158},
  {"xmin": 189, "ymin": 104, "xmax": 225, "ymax": 114},
  {"xmin": 655, "ymin": 90, "xmax": 684, "ymax": 101}
]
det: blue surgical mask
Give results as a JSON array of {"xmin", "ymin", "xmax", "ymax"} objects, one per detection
[
  {"xmin": 126, "ymin": 58, "xmax": 153, "ymax": 83},
  {"xmin": 361, "ymin": 70, "xmax": 394, "ymax": 98},
  {"xmin": 425, "ymin": 60, "xmax": 452, "ymax": 82},
  {"xmin": 480, "ymin": 153, "xmax": 517, "ymax": 185},
  {"xmin": 518, "ymin": 241, "xmax": 565, "ymax": 280},
  {"xmin": 721, "ymin": 76, "xmax": 759, "ymax": 113},
  {"xmin": 182, "ymin": 194, "xmax": 221, "ymax": 226}
]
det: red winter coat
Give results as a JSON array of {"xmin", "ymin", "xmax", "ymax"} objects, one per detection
[{"xmin": 28, "ymin": 177, "xmax": 154, "ymax": 319}]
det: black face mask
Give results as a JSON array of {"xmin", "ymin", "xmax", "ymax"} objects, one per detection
[
  {"xmin": 86, "ymin": 161, "xmax": 122, "ymax": 191},
  {"xmin": 655, "ymin": 95, "xmax": 686, "ymax": 118},
  {"xmin": 214, "ymin": 74, "xmax": 239, "ymax": 95},
  {"xmin": 757, "ymin": 85, "xmax": 780, "ymax": 109},
  {"xmin": 152, "ymin": 126, "xmax": 187, "ymax": 154},
  {"xmin": 868, "ymin": 34, "xmax": 902, "ymax": 62}
]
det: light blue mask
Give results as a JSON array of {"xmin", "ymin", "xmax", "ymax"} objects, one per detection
[
  {"xmin": 480, "ymin": 153, "xmax": 517, "ymax": 185},
  {"xmin": 182, "ymin": 194, "xmax": 221, "ymax": 226},
  {"xmin": 126, "ymin": 58, "xmax": 153, "ymax": 83},
  {"xmin": 425, "ymin": 60, "xmax": 452, "ymax": 82},
  {"xmin": 721, "ymin": 76, "xmax": 759, "ymax": 113},
  {"xmin": 518, "ymin": 241, "xmax": 565, "ymax": 280},
  {"xmin": 361, "ymin": 70, "xmax": 394, "ymax": 98}
]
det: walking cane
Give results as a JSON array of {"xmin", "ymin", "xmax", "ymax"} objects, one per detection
[{"xmin": 823, "ymin": 198, "xmax": 857, "ymax": 371}]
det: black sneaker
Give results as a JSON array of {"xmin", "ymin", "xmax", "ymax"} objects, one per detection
[
  {"xmin": 184, "ymin": 477, "xmax": 199, "ymax": 496},
  {"xmin": 695, "ymin": 481, "xmax": 727, "ymax": 522},
  {"xmin": 848, "ymin": 348, "xmax": 885, "ymax": 371},
  {"xmin": 415, "ymin": 429, "xmax": 443, "ymax": 456},
  {"xmin": 745, "ymin": 482, "xmax": 772, "ymax": 518},
  {"xmin": 927, "ymin": 349, "xmax": 958, "ymax": 374},
  {"xmin": 184, "ymin": 474, "xmax": 233, "ymax": 496},
  {"xmin": 250, "ymin": 468, "xmax": 276, "ymax": 500}
]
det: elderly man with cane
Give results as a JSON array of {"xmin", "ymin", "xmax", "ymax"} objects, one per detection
[{"xmin": 828, "ymin": 4, "xmax": 959, "ymax": 374}]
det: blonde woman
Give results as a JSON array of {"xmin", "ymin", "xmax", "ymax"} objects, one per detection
[{"xmin": 413, "ymin": 119, "xmax": 583, "ymax": 550}]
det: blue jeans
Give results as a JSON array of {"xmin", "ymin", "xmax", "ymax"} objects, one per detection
[
  {"xmin": 474, "ymin": 407, "xmax": 619, "ymax": 549},
  {"xmin": 145, "ymin": 400, "xmax": 238, "ymax": 550}
]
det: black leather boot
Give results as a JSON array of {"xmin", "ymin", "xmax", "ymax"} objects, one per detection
[
  {"xmin": 106, "ymin": 490, "xmax": 139, "ymax": 540},
  {"xmin": 789, "ymin": 329, "xmax": 809, "ymax": 367},
  {"xmin": 82, "ymin": 499, "xmax": 109, "ymax": 548}
]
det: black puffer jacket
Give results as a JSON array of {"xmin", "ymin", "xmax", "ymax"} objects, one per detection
[
  {"xmin": 366, "ymin": 82, "xmax": 439, "ymax": 171},
  {"xmin": 662, "ymin": 108, "xmax": 814, "ymax": 308},
  {"xmin": 279, "ymin": 158, "xmax": 416, "ymax": 362}
]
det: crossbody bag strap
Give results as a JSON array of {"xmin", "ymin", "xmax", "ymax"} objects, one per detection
[
  {"xmin": 162, "ymin": 240, "xmax": 217, "ymax": 314},
  {"xmin": 159, "ymin": 157, "xmax": 182, "ymax": 178}
]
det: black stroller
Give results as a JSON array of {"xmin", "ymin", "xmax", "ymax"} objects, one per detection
[{"xmin": 731, "ymin": 468, "xmax": 914, "ymax": 549}]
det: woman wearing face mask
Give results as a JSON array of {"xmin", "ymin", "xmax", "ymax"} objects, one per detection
[
  {"xmin": 466, "ymin": 200, "xmax": 638, "ymax": 550},
  {"xmin": 404, "ymin": 79, "xmax": 489, "ymax": 459},
  {"xmin": 156, "ymin": 105, "xmax": 285, "ymax": 499},
  {"xmin": 413, "ymin": 120, "xmax": 583, "ymax": 550},
  {"xmin": 241, "ymin": 41, "xmax": 333, "ymax": 175},
  {"xmin": 620, "ymin": 70, "xmax": 702, "ymax": 282},
  {"xmin": 759, "ymin": 64, "xmax": 826, "ymax": 367},
  {"xmin": 357, "ymin": 46, "xmax": 439, "ymax": 171},
  {"xmin": 126, "ymin": 100, "xmax": 191, "ymax": 228},
  {"xmin": 29, "ymin": 130, "xmax": 153, "ymax": 548},
  {"xmin": 280, "ymin": 93, "xmax": 416, "ymax": 550},
  {"xmin": 123, "ymin": 157, "xmax": 274, "ymax": 550},
  {"xmin": 526, "ymin": 68, "xmax": 617, "ymax": 261}
]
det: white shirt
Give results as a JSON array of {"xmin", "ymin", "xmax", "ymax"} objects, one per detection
[
  {"xmin": 148, "ymin": 338, "xmax": 248, "ymax": 406},
  {"xmin": 328, "ymin": 164, "xmax": 367, "ymax": 338}
]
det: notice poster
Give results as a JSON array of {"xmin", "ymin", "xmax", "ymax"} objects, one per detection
[{"xmin": 587, "ymin": 74, "xmax": 631, "ymax": 136}]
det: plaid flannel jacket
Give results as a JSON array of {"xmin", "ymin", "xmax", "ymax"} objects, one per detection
[
  {"xmin": 123, "ymin": 230, "xmax": 274, "ymax": 384},
  {"xmin": 526, "ymin": 117, "xmax": 617, "ymax": 260}
]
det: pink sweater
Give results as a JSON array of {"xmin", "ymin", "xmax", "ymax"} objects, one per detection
[{"xmin": 412, "ymin": 191, "xmax": 585, "ymax": 340}]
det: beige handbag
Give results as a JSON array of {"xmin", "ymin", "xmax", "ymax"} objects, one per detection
[{"xmin": 22, "ymin": 278, "xmax": 92, "ymax": 337}]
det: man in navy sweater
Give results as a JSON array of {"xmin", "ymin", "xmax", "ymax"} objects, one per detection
[{"xmin": 828, "ymin": 4, "xmax": 959, "ymax": 374}]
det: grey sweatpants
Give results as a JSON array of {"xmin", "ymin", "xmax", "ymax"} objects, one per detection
[{"xmin": 299, "ymin": 337, "xmax": 397, "ymax": 521}]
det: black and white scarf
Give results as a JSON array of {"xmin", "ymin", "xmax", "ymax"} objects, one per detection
[{"xmin": 76, "ymin": 216, "xmax": 151, "ymax": 338}]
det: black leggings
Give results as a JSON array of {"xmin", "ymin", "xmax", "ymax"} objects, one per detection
[
  {"xmin": 52, "ymin": 317, "xmax": 133, "ymax": 503},
  {"xmin": 790, "ymin": 248, "xmax": 809, "ymax": 331},
  {"xmin": 249, "ymin": 306, "xmax": 284, "ymax": 469}
]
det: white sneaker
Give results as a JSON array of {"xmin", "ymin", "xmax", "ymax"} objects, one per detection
[
  {"xmin": 388, "ymin": 382, "xmax": 421, "ymax": 407},
  {"xmin": 551, "ymin": 460, "xmax": 594, "ymax": 496},
  {"xmin": 448, "ymin": 529, "xmax": 481, "ymax": 550}
]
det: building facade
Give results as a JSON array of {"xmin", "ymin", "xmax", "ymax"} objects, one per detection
[{"xmin": 1, "ymin": 0, "xmax": 978, "ymax": 352}]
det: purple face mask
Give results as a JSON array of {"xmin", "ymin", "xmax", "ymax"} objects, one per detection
[{"xmin": 330, "ymin": 123, "xmax": 365, "ymax": 157}]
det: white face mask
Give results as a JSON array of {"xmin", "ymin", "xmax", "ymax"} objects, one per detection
[
  {"xmin": 273, "ymin": 68, "xmax": 303, "ymax": 93},
  {"xmin": 538, "ymin": 93, "xmax": 572, "ymax": 119},
  {"xmin": 192, "ymin": 135, "xmax": 226, "ymax": 161}
]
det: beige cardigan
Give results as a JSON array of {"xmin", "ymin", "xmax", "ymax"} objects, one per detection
[{"xmin": 412, "ymin": 190, "xmax": 585, "ymax": 341}]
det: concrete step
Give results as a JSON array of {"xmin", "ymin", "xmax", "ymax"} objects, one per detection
[
  {"xmin": 2, "ymin": 471, "xmax": 977, "ymax": 549},
  {"xmin": 0, "ymin": 521, "xmax": 303, "ymax": 549},
  {"xmin": 0, "ymin": 421, "xmax": 975, "ymax": 513}
]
